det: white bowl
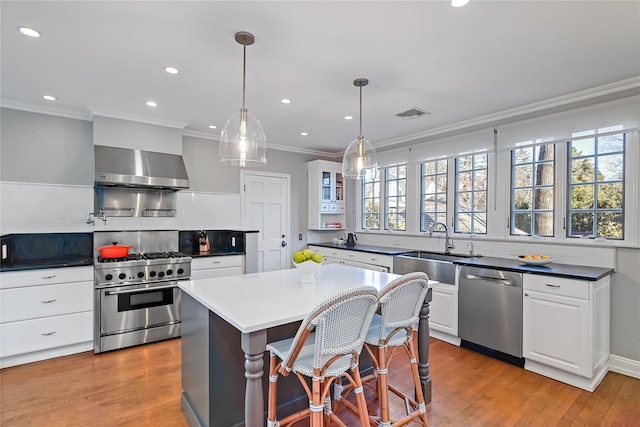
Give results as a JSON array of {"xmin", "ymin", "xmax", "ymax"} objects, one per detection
[
  {"xmin": 293, "ymin": 260, "xmax": 322, "ymax": 283},
  {"xmin": 518, "ymin": 255, "xmax": 553, "ymax": 266}
]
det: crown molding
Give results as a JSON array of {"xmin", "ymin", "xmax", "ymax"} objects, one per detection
[
  {"xmin": 374, "ymin": 76, "xmax": 640, "ymax": 150},
  {"xmin": 0, "ymin": 100, "xmax": 91, "ymax": 121},
  {"xmin": 88, "ymin": 107, "xmax": 188, "ymax": 129}
]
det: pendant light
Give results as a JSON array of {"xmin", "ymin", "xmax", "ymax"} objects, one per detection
[
  {"xmin": 219, "ymin": 31, "xmax": 266, "ymax": 166},
  {"xmin": 342, "ymin": 78, "xmax": 378, "ymax": 179}
]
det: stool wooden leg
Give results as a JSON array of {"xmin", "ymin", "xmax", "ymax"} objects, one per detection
[
  {"xmin": 377, "ymin": 345, "xmax": 391, "ymax": 426},
  {"xmin": 407, "ymin": 340, "xmax": 428, "ymax": 426},
  {"xmin": 267, "ymin": 353, "xmax": 278, "ymax": 427}
]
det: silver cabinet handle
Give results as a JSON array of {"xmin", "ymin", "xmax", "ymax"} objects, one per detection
[
  {"xmin": 210, "ymin": 260, "xmax": 221, "ymax": 264},
  {"xmin": 348, "ymin": 254, "xmax": 355, "ymax": 258},
  {"xmin": 465, "ymin": 273, "xmax": 514, "ymax": 286},
  {"xmin": 105, "ymin": 284, "xmax": 177, "ymax": 296},
  {"xmin": 41, "ymin": 299, "xmax": 57, "ymax": 303},
  {"xmin": 545, "ymin": 284, "xmax": 561, "ymax": 288},
  {"xmin": 41, "ymin": 275, "xmax": 56, "ymax": 279},
  {"xmin": 41, "ymin": 331, "xmax": 56, "ymax": 336}
]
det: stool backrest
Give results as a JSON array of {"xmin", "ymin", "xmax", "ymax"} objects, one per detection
[
  {"xmin": 280, "ymin": 286, "xmax": 379, "ymax": 371},
  {"xmin": 376, "ymin": 272, "xmax": 429, "ymax": 339}
]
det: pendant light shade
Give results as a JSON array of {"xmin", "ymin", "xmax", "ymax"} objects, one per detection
[
  {"xmin": 219, "ymin": 31, "xmax": 266, "ymax": 167},
  {"xmin": 342, "ymin": 78, "xmax": 378, "ymax": 179}
]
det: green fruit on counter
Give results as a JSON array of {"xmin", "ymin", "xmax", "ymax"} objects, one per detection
[
  {"xmin": 293, "ymin": 251, "xmax": 306, "ymax": 264},
  {"xmin": 302, "ymin": 249, "xmax": 313, "ymax": 259},
  {"xmin": 312, "ymin": 252, "xmax": 324, "ymax": 263}
]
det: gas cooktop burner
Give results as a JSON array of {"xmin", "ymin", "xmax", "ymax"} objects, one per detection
[{"xmin": 98, "ymin": 251, "xmax": 189, "ymax": 263}]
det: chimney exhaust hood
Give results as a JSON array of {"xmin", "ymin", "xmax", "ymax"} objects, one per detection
[{"xmin": 94, "ymin": 145, "xmax": 189, "ymax": 189}]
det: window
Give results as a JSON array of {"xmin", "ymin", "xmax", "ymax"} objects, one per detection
[
  {"xmin": 455, "ymin": 153, "xmax": 487, "ymax": 234},
  {"xmin": 420, "ymin": 160, "xmax": 448, "ymax": 231},
  {"xmin": 568, "ymin": 133, "xmax": 625, "ymax": 239},
  {"xmin": 385, "ymin": 165, "xmax": 406, "ymax": 231},
  {"xmin": 362, "ymin": 167, "xmax": 380, "ymax": 230},
  {"xmin": 510, "ymin": 144, "xmax": 555, "ymax": 236}
]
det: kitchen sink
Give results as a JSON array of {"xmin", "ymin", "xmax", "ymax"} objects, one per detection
[{"xmin": 393, "ymin": 251, "xmax": 467, "ymax": 285}]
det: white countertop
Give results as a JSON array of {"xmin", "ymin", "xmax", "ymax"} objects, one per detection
[{"xmin": 179, "ymin": 263, "xmax": 437, "ymax": 334}]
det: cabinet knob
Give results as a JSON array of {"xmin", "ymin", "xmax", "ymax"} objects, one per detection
[{"xmin": 524, "ymin": 293, "xmax": 529, "ymax": 297}]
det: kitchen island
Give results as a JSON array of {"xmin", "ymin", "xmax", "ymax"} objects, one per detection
[{"xmin": 178, "ymin": 264, "xmax": 435, "ymax": 427}]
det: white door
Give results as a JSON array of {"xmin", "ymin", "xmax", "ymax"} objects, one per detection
[{"xmin": 241, "ymin": 171, "xmax": 290, "ymax": 272}]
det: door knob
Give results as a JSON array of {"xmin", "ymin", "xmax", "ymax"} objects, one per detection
[{"xmin": 281, "ymin": 241, "xmax": 287, "ymax": 247}]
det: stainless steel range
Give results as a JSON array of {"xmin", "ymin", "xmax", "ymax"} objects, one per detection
[{"xmin": 93, "ymin": 231, "xmax": 191, "ymax": 353}]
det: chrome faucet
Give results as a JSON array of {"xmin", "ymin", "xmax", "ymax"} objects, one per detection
[
  {"xmin": 86, "ymin": 212, "xmax": 107, "ymax": 225},
  {"xmin": 429, "ymin": 221, "xmax": 454, "ymax": 254},
  {"xmin": 467, "ymin": 241, "xmax": 474, "ymax": 257}
]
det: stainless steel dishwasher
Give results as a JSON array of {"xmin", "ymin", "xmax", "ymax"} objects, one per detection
[{"xmin": 459, "ymin": 266, "xmax": 523, "ymax": 359}]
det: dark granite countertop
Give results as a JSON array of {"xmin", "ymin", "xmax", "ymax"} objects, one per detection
[
  {"xmin": 1, "ymin": 257, "xmax": 93, "ymax": 272},
  {"xmin": 310, "ymin": 242, "xmax": 614, "ymax": 281},
  {"xmin": 309, "ymin": 242, "xmax": 412, "ymax": 256},
  {"xmin": 187, "ymin": 251, "xmax": 245, "ymax": 259},
  {"xmin": 452, "ymin": 256, "xmax": 613, "ymax": 281}
]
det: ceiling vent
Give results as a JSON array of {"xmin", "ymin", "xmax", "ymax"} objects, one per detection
[{"xmin": 395, "ymin": 108, "xmax": 430, "ymax": 120}]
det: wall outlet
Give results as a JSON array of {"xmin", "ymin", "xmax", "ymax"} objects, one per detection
[{"xmin": 298, "ymin": 233, "xmax": 303, "ymax": 241}]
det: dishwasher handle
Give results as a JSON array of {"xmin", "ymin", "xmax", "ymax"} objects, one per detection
[{"xmin": 464, "ymin": 273, "xmax": 519, "ymax": 287}]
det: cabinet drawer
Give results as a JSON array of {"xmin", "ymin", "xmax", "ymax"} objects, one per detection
[
  {"xmin": 0, "ymin": 311, "xmax": 93, "ymax": 358},
  {"xmin": 320, "ymin": 203, "xmax": 330, "ymax": 213},
  {"xmin": 192, "ymin": 255, "xmax": 243, "ymax": 271},
  {"xmin": 1, "ymin": 281, "xmax": 93, "ymax": 323},
  {"xmin": 191, "ymin": 267, "xmax": 244, "ymax": 281},
  {"xmin": 523, "ymin": 274, "xmax": 589, "ymax": 299},
  {"xmin": 312, "ymin": 246, "xmax": 392, "ymax": 269},
  {"xmin": 0, "ymin": 266, "xmax": 93, "ymax": 289}
]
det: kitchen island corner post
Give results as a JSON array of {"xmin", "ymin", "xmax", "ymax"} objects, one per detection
[
  {"xmin": 241, "ymin": 329, "xmax": 267, "ymax": 427},
  {"xmin": 418, "ymin": 287, "xmax": 433, "ymax": 403}
]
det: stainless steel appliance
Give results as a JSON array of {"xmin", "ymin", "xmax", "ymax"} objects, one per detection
[
  {"xmin": 458, "ymin": 266, "xmax": 523, "ymax": 360},
  {"xmin": 93, "ymin": 231, "xmax": 191, "ymax": 353}
]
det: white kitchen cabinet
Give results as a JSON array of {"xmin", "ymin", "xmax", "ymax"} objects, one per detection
[
  {"xmin": 190, "ymin": 255, "xmax": 244, "ymax": 281},
  {"xmin": 523, "ymin": 274, "xmax": 610, "ymax": 391},
  {"xmin": 429, "ymin": 285, "xmax": 459, "ymax": 344},
  {"xmin": 309, "ymin": 245, "xmax": 392, "ymax": 272},
  {"xmin": 307, "ymin": 160, "xmax": 345, "ymax": 230},
  {"xmin": 0, "ymin": 266, "xmax": 94, "ymax": 368}
]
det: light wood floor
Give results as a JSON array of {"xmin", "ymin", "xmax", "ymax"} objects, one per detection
[{"xmin": 1, "ymin": 338, "xmax": 639, "ymax": 426}]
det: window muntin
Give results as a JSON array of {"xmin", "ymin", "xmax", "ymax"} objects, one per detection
[
  {"xmin": 510, "ymin": 144, "xmax": 555, "ymax": 236},
  {"xmin": 420, "ymin": 160, "xmax": 448, "ymax": 232},
  {"xmin": 568, "ymin": 133, "xmax": 625, "ymax": 239},
  {"xmin": 455, "ymin": 153, "xmax": 487, "ymax": 234},
  {"xmin": 362, "ymin": 167, "xmax": 380, "ymax": 230},
  {"xmin": 385, "ymin": 165, "xmax": 406, "ymax": 231}
]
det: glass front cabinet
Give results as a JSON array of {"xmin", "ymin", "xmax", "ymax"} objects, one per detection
[{"xmin": 308, "ymin": 160, "xmax": 345, "ymax": 230}]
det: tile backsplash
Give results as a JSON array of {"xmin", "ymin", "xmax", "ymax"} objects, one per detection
[{"xmin": 1, "ymin": 182, "xmax": 241, "ymax": 234}]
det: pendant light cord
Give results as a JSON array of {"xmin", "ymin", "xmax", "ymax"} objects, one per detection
[
  {"xmin": 242, "ymin": 44, "xmax": 246, "ymax": 111},
  {"xmin": 359, "ymin": 86, "xmax": 363, "ymax": 138}
]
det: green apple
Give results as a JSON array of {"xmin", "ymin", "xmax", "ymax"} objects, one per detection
[
  {"xmin": 293, "ymin": 251, "xmax": 306, "ymax": 264},
  {"xmin": 312, "ymin": 252, "xmax": 324, "ymax": 264}
]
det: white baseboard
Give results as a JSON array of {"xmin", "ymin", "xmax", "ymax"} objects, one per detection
[
  {"xmin": 609, "ymin": 354, "xmax": 640, "ymax": 379},
  {"xmin": 429, "ymin": 330, "xmax": 461, "ymax": 347}
]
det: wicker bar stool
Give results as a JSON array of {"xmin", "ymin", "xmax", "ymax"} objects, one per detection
[
  {"xmin": 266, "ymin": 286, "xmax": 380, "ymax": 427},
  {"xmin": 335, "ymin": 272, "xmax": 430, "ymax": 426}
]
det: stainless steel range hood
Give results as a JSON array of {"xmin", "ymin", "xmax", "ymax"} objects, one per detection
[{"xmin": 94, "ymin": 145, "xmax": 189, "ymax": 189}]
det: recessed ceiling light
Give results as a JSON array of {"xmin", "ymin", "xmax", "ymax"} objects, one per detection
[
  {"xmin": 281, "ymin": 98, "xmax": 292, "ymax": 104},
  {"xmin": 301, "ymin": 132, "xmax": 308, "ymax": 136},
  {"xmin": 42, "ymin": 95, "xmax": 56, "ymax": 101},
  {"xmin": 164, "ymin": 66, "xmax": 179, "ymax": 74},
  {"xmin": 18, "ymin": 26, "xmax": 41, "ymax": 38},
  {"xmin": 344, "ymin": 116, "xmax": 353, "ymax": 120},
  {"xmin": 451, "ymin": 0, "xmax": 470, "ymax": 7},
  {"xmin": 208, "ymin": 125, "xmax": 217, "ymax": 129},
  {"xmin": 146, "ymin": 101, "xmax": 157, "ymax": 107}
]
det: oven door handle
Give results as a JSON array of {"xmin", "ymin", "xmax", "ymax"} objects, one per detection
[{"xmin": 104, "ymin": 284, "xmax": 178, "ymax": 296}]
